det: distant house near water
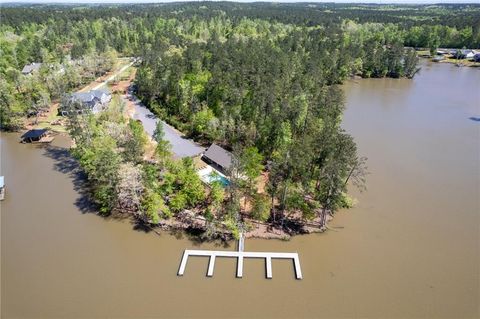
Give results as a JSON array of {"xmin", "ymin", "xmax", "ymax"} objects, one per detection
[
  {"xmin": 452, "ymin": 49, "xmax": 476, "ymax": 60},
  {"xmin": 60, "ymin": 89, "xmax": 112, "ymax": 115},
  {"xmin": 21, "ymin": 62, "xmax": 42, "ymax": 75},
  {"xmin": 202, "ymin": 143, "xmax": 232, "ymax": 174}
]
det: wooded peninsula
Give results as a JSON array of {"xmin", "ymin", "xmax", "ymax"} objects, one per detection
[{"xmin": 1, "ymin": 2, "xmax": 479, "ymax": 240}]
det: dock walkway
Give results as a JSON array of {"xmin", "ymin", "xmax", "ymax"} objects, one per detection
[
  {"xmin": 178, "ymin": 247, "xmax": 302, "ymax": 280},
  {"xmin": 238, "ymin": 233, "xmax": 245, "ymax": 252}
]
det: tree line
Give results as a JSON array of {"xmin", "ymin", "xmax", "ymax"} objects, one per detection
[{"xmin": 0, "ymin": 2, "xmax": 442, "ymax": 131}]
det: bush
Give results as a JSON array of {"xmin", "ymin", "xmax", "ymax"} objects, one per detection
[
  {"xmin": 169, "ymin": 192, "xmax": 187, "ymax": 212},
  {"xmin": 339, "ymin": 193, "xmax": 357, "ymax": 209}
]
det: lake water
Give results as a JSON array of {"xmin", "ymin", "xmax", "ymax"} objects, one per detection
[{"xmin": 1, "ymin": 61, "xmax": 479, "ymax": 318}]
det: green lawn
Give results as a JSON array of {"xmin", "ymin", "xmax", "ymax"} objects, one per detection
[{"xmin": 35, "ymin": 104, "xmax": 67, "ymax": 133}]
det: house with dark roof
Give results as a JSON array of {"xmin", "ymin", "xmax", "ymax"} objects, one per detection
[
  {"xmin": 21, "ymin": 63, "xmax": 42, "ymax": 75},
  {"xmin": 60, "ymin": 89, "xmax": 112, "ymax": 115},
  {"xmin": 202, "ymin": 143, "xmax": 232, "ymax": 174}
]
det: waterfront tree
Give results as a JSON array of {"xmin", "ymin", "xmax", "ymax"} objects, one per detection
[{"xmin": 123, "ymin": 119, "xmax": 148, "ymax": 163}]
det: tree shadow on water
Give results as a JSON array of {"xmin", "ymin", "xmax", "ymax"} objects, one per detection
[
  {"xmin": 133, "ymin": 219, "xmax": 154, "ymax": 233},
  {"xmin": 42, "ymin": 145, "xmax": 97, "ymax": 215},
  {"xmin": 135, "ymin": 221, "xmax": 233, "ymax": 248},
  {"xmin": 40, "ymin": 145, "xmax": 233, "ymax": 247}
]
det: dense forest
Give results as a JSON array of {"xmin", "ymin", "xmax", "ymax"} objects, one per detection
[
  {"xmin": 1, "ymin": 3, "xmax": 478, "ymax": 238},
  {"xmin": 8, "ymin": 2, "xmax": 480, "ymax": 130}
]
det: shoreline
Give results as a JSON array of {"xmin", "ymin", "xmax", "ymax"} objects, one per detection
[
  {"xmin": 119, "ymin": 209, "xmax": 330, "ymax": 241},
  {"xmin": 417, "ymin": 55, "xmax": 480, "ymax": 68},
  {"xmin": 4, "ymin": 130, "xmax": 332, "ymax": 241}
]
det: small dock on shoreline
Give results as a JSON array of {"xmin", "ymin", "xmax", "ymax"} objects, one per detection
[
  {"xmin": 178, "ymin": 233, "xmax": 302, "ymax": 280},
  {"xmin": 20, "ymin": 129, "xmax": 55, "ymax": 144},
  {"xmin": 0, "ymin": 176, "xmax": 4, "ymax": 201}
]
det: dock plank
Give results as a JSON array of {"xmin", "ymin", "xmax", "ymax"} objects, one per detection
[
  {"xmin": 293, "ymin": 255, "xmax": 303, "ymax": 280},
  {"xmin": 237, "ymin": 256, "xmax": 244, "ymax": 278},
  {"xmin": 177, "ymin": 251, "xmax": 189, "ymax": 276},
  {"xmin": 266, "ymin": 257, "xmax": 272, "ymax": 279},
  {"xmin": 207, "ymin": 255, "xmax": 216, "ymax": 277}
]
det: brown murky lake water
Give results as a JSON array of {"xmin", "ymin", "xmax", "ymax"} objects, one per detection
[{"xmin": 1, "ymin": 61, "xmax": 479, "ymax": 318}]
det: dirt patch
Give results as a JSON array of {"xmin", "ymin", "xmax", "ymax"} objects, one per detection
[
  {"xmin": 109, "ymin": 68, "xmax": 136, "ymax": 95},
  {"xmin": 24, "ymin": 102, "xmax": 68, "ymax": 133}
]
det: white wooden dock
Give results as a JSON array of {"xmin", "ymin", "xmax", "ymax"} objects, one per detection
[
  {"xmin": 177, "ymin": 249, "xmax": 303, "ymax": 280},
  {"xmin": 238, "ymin": 233, "xmax": 245, "ymax": 252}
]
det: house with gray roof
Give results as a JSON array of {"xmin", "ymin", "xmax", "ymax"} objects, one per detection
[
  {"xmin": 60, "ymin": 89, "xmax": 111, "ymax": 115},
  {"xmin": 21, "ymin": 62, "xmax": 42, "ymax": 75},
  {"xmin": 202, "ymin": 143, "xmax": 232, "ymax": 173}
]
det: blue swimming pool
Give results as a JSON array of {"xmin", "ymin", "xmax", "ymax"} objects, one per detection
[{"xmin": 204, "ymin": 173, "xmax": 230, "ymax": 187}]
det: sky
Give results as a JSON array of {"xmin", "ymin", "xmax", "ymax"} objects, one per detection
[{"xmin": 1, "ymin": 0, "xmax": 479, "ymax": 4}]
